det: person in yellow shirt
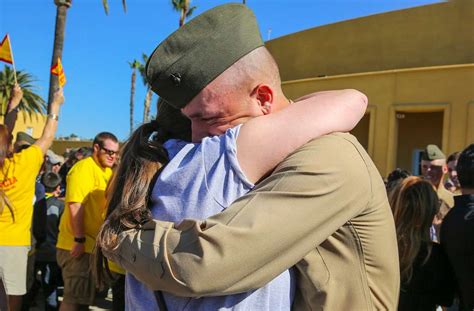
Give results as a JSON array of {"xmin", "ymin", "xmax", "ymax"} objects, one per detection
[
  {"xmin": 56, "ymin": 132, "xmax": 119, "ymax": 311},
  {"xmin": 0, "ymin": 86, "xmax": 64, "ymax": 311}
]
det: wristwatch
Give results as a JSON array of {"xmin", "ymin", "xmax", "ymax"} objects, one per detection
[{"xmin": 74, "ymin": 237, "xmax": 86, "ymax": 243}]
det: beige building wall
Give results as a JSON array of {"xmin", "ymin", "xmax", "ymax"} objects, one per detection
[
  {"xmin": 278, "ymin": 65, "xmax": 473, "ymax": 176},
  {"xmin": 51, "ymin": 140, "xmax": 93, "ymax": 156},
  {"xmin": 267, "ymin": 1, "xmax": 474, "ymax": 81},
  {"xmin": 266, "ymin": 1, "xmax": 474, "ymax": 177},
  {"xmin": 0, "ymin": 112, "xmax": 46, "ymax": 141}
]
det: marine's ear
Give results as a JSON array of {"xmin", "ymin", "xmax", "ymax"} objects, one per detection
[
  {"xmin": 442, "ymin": 164, "xmax": 448, "ymax": 174},
  {"xmin": 252, "ymin": 84, "xmax": 274, "ymax": 115}
]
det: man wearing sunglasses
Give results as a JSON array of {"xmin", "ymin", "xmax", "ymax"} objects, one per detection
[{"xmin": 56, "ymin": 132, "xmax": 119, "ymax": 310}]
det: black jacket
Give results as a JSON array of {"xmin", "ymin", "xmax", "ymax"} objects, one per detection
[
  {"xmin": 441, "ymin": 194, "xmax": 474, "ymax": 311},
  {"xmin": 398, "ymin": 242, "xmax": 456, "ymax": 311}
]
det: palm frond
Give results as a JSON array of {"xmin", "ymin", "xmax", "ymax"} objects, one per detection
[
  {"xmin": 102, "ymin": 0, "xmax": 109, "ymax": 15},
  {"xmin": 137, "ymin": 53, "xmax": 149, "ymax": 86},
  {"xmin": 171, "ymin": 0, "xmax": 181, "ymax": 12},
  {"xmin": 0, "ymin": 65, "xmax": 46, "ymax": 117},
  {"xmin": 187, "ymin": 6, "xmax": 196, "ymax": 17},
  {"xmin": 128, "ymin": 60, "xmax": 140, "ymax": 69}
]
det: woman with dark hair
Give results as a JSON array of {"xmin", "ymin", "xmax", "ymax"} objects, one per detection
[
  {"xmin": 389, "ymin": 176, "xmax": 456, "ymax": 310},
  {"xmin": 0, "ymin": 89, "xmax": 64, "ymax": 311},
  {"xmin": 97, "ymin": 89, "xmax": 368, "ymax": 310},
  {"xmin": 386, "ymin": 168, "xmax": 412, "ymax": 194}
]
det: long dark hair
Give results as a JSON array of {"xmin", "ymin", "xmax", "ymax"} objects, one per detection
[
  {"xmin": 389, "ymin": 176, "xmax": 439, "ymax": 284},
  {"xmin": 95, "ymin": 121, "xmax": 170, "ymax": 284},
  {"xmin": 0, "ymin": 124, "xmax": 14, "ymax": 222},
  {"xmin": 95, "ymin": 98, "xmax": 191, "ymax": 286}
]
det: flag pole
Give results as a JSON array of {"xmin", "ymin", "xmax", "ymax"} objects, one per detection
[{"xmin": 7, "ymin": 35, "xmax": 18, "ymax": 85}]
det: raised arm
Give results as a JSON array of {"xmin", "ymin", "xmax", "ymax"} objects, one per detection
[
  {"xmin": 34, "ymin": 89, "xmax": 64, "ymax": 155},
  {"xmin": 237, "ymin": 89, "xmax": 367, "ymax": 183},
  {"xmin": 4, "ymin": 84, "xmax": 22, "ymax": 135}
]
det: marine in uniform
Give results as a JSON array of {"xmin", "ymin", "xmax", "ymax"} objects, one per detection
[{"xmin": 102, "ymin": 4, "xmax": 400, "ymax": 310}]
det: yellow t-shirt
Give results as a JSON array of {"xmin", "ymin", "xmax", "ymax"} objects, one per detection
[
  {"xmin": 108, "ymin": 259, "xmax": 125, "ymax": 275},
  {"xmin": 0, "ymin": 145, "xmax": 44, "ymax": 246},
  {"xmin": 57, "ymin": 156, "xmax": 112, "ymax": 254}
]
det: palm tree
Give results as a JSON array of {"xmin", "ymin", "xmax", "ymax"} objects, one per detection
[
  {"xmin": 171, "ymin": 0, "xmax": 196, "ymax": 27},
  {"xmin": 47, "ymin": 0, "xmax": 126, "ymax": 112},
  {"xmin": 0, "ymin": 65, "xmax": 46, "ymax": 119},
  {"xmin": 128, "ymin": 60, "xmax": 140, "ymax": 135},
  {"xmin": 138, "ymin": 54, "xmax": 153, "ymax": 123}
]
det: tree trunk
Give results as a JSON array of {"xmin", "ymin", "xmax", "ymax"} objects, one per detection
[
  {"xmin": 179, "ymin": 0, "xmax": 188, "ymax": 27},
  {"xmin": 130, "ymin": 69, "xmax": 136, "ymax": 135},
  {"xmin": 179, "ymin": 9, "xmax": 186, "ymax": 27},
  {"xmin": 143, "ymin": 87, "xmax": 152, "ymax": 123},
  {"xmin": 48, "ymin": 0, "xmax": 70, "ymax": 113}
]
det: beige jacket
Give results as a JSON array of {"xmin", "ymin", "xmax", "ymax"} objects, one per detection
[
  {"xmin": 104, "ymin": 133, "xmax": 400, "ymax": 310},
  {"xmin": 438, "ymin": 183, "xmax": 455, "ymax": 217}
]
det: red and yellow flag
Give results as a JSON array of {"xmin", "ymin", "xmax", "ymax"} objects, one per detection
[
  {"xmin": 0, "ymin": 34, "xmax": 13, "ymax": 64},
  {"xmin": 51, "ymin": 57, "xmax": 66, "ymax": 87}
]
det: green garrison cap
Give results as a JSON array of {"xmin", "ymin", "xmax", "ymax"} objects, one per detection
[
  {"xmin": 145, "ymin": 3, "xmax": 264, "ymax": 109},
  {"xmin": 422, "ymin": 144, "xmax": 446, "ymax": 161},
  {"xmin": 16, "ymin": 131, "xmax": 36, "ymax": 146},
  {"xmin": 155, "ymin": 98, "xmax": 191, "ymax": 141}
]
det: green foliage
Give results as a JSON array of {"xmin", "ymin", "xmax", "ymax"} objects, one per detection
[
  {"xmin": 137, "ymin": 53, "xmax": 148, "ymax": 86},
  {"xmin": 128, "ymin": 59, "xmax": 141, "ymax": 70},
  {"xmin": 187, "ymin": 5, "xmax": 196, "ymax": 18},
  {"xmin": 0, "ymin": 65, "xmax": 46, "ymax": 119},
  {"xmin": 171, "ymin": 0, "xmax": 196, "ymax": 19},
  {"xmin": 101, "ymin": 0, "xmax": 127, "ymax": 15}
]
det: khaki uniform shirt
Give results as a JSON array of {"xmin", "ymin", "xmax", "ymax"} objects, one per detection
[
  {"xmin": 104, "ymin": 133, "xmax": 400, "ymax": 310},
  {"xmin": 437, "ymin": 184, "xmax": 455, "ymax": 218}
]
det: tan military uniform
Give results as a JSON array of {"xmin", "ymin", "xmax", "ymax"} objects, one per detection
[
  {"xmin": 437, "ymin": 184, "xmax": 455, "ymax": 216},
  {"xmin": 104, "ymin": 133, "xmax": 400, "ymax": 310}
]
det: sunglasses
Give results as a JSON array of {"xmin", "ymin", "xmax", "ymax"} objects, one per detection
[{"xmin": 100, "ymin": 146, "xmax": 118, "ymax": 156}]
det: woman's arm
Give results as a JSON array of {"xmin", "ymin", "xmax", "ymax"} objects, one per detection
[
  {"xmin": 34, "ymin": 89, "xmax": 64, "ymax": 155},
  {"xmin": 237, "ymin": 89, "xmax": 367, "ymax": 183},
  {"xmin": 4, "ymin": 84, "xmax": 22, "ymax": 135}
]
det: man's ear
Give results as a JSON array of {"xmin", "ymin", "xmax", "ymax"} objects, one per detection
[
  {"xmin": 442, "ymin": 164, "xmax": 448, "ymax": 174},
  {"xmin": 253, "ymin": 84, "xmax": 274, "ymax": 115},
  {"xmin": 93, "ymin": 143, "xmax": 100, "ymax": 154}
]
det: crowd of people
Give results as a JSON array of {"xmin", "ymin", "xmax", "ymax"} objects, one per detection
[
  {"xmin": 386, "ymin": 145, "xmax": 473, "ymax": 310},
  {"xmin": 0, "ymin": 84, "xmax": 125, "ymax": 311},
  {"xmin": 1, "ymin": 3, "xmax": 473, "ymax": 311}
]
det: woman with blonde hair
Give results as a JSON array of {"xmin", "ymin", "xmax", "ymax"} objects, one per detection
[{"xmin": 389, "ymin": 176, "xmax": 456, "ymax": 310}]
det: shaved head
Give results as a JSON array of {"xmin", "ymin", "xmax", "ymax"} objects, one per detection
[{"xmin": 214, "ymin": 46, "xmax": 283, "ymax": 101}]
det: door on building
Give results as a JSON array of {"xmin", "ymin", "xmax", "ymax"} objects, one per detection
[
  {"xmin": 396, "ymin": 111, "xmax": 444, "ymax": 174},
  {"xmin": 350, "ymin": 113, "xmax": 370, "ymax": 151}
]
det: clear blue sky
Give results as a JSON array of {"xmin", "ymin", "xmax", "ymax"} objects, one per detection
[{"xmin": 1, "ymin": 0, "xmax": 442, "ymax": 140}]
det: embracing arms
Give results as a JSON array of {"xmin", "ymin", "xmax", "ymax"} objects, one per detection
[
  {"xmin": 237, "ymin": 89, "xmax": 367, "ymax": 183},
  {"xmin": 103, "ymin": 134, "xmax": 373, "ymax": 296}
]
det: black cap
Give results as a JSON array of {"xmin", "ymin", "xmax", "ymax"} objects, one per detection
[{"xmin": 41, "ymin": 172, "xmax": 62, "ymax": 190}]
